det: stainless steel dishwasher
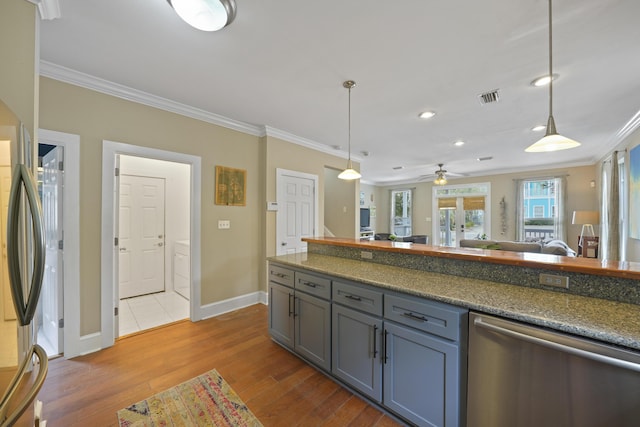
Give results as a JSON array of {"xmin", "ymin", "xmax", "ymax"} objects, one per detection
[{"xmin": 467, "ymin": 312, "xmax": 640, "ymax": 427}]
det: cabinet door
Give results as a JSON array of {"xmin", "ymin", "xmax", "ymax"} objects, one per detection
[
  {"xmin": 383, "ymin": 322, "xmax": 462, "ymax": 427},
  {"xmin": 269, "ymin": 282, "xmax": 294, "ymax": 349},
  {"xmin": 295, "ymin": 291, "xmax": 331, "ymax": 371},
  {"xmin": 332, "ymin": 304, "xmax": 383, "ymax": 402}
]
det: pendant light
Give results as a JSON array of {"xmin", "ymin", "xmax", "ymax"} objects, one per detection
[
  {"xmin": 338, "ymin": 80, "xmax": 362, "ymax": 180},
  {"xmin": 167, "ymin": 0, "xmax": 236, "ymax": 32},
  {"xmin": 525, "ymin": 0, "xmax": 580, "ymax": 153}
]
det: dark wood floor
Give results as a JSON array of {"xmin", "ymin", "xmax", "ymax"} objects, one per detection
[{"xmin": 28, "ymin": 304, "xmax": 403, "ymax": 426}]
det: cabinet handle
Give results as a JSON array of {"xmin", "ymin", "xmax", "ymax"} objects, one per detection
[
  {"xmin": 293, "ymin": 296, "xmax": 299, "ymax": 317},
  {"xmin": 288, "ymin": 293, "xmax": 293, "ymax": 317},
  {"xmin": 403, "ymin": 312, "xmax": 428, "ymax": 322},
  {"xmin": 273, "ymin": 272, "xmax": 288, "ymax": 279},
  {"xmin": 372, "ymin": 325, "xmax": 378, "ymax": 359},
  {"xmin": 345, "ymin": 294, "xmax": 362, "ymax": 301},
  {"xmin": 301, "ymin": 281, "xmax": 317, "ymax": 288},
  {"xmin": 382, "ymin": 329, "xmax": 389, "ymax": 364}
]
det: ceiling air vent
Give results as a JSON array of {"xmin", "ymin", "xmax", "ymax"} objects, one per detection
[{"xmin": 478, "ymin": 89, "xmax": 500, "ymax": 105}]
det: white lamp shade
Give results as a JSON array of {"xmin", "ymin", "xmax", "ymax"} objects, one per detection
[
  {"xmin": 572, "ymin": 210, "xmax": 600, "ymax": 225},
  {"xmin": 338, "ymin": 168, "xmax": 361, "ymax": 180},
  {"xmin": 525, "ymin": 133, "xmax": 581, "ymax": 152}
]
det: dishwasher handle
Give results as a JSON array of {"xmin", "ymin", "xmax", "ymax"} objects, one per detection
[{"xmin": 474, "ymin": 316, "xmax": 640, "ymax": 373}]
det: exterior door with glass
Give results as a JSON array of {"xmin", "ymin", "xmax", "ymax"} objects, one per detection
[{"xmin": 437, "ymin": 196, "xmax": 487, "ymax": 247}]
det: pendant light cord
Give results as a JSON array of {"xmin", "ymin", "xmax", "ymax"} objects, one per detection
[
  {"xmin": 548, "ymin": 0, "xmax": 553, "ymax": 118},
  {"xmin": 348, "ymin": 84, "xmax": 352, "ymax": 162}
]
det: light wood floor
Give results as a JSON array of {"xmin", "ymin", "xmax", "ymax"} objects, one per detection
[{"xmin": 30, "ymin": 304, "xmax": 404, "ymax": 426}]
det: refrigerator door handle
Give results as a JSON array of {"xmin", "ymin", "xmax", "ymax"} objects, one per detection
[
  {"xmin": 7, "ymin": 163, "xmax": 46, "ymax": 326},
  {"xmin": 474, "ymin": 316, "xmax": 640, "ymax": 373}
]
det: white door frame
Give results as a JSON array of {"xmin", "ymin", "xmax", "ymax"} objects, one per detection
[
  {"xmin": 275, "ymin": 168, "xmax": 319, "ymax": 255},
  {"xmin": 101, "ymin": 140, "xmax": 201, "ymax": 349},
  {"xmin": 38, "ymin": 129, "xmax": 81, "ymax": 358}
]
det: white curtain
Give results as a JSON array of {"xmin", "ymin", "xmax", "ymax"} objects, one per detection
[
  {"xmin": 555, "ymin": 176, "xmax": 568, "ymax": 242},
  {"xmin": 600, "ymin": 161, "xmax": 610, "ymax": 260},
  {"xmin": 606, "ymin": 151, "xmax": 621, "ymax": 260},
  {"xmin": 515, "ymin": 179, "xmax": 525, "ymax": 241}
]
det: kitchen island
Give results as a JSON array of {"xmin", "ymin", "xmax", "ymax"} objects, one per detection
[
  {"xmin": 272, "ymin": 237, "xmax": 640, "ymax": 350},
  {"xmin": 268, "ymin": 238, "xmax": 640, "ymax": 426}
]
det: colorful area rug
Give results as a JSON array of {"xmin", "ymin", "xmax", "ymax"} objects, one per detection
[{"xmin": 117, "ymin": 369, "xmax": 262, "ymax": 426}]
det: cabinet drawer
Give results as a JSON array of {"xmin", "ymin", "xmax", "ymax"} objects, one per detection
[
  {"xmin": 269, "ymin": 264, "xmax": 295, "ymax": 287},
  {"xmin": 385, "ymin": 294, "xmax": 466, "ymax": 341},
  {"xmin": 295, "ymin": 271, "xmax": 331, "ymax": 300},
  {"xmin": 333, "ymin": 281, "xmax": 383, "ymax": 317}
]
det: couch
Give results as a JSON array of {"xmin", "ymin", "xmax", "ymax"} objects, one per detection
[
  {"xmin": 459, "ymin": 239, "xmax": 576, "ymax": 257},
  {"xmin": 374, "ymin": 234, "xmax": 429, "ymax": 244}
]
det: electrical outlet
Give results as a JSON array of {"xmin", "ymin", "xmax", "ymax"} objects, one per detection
[
  {"xmin": 361, "ymin": 251, "xmax": 373, "ymax": 259},
  {"xmin": 218, "ymin": 220, "xmax": 231, "ymax": 229},
  {"xmin": 539, "ymin": 273, "xmax": 569, "ymax": 289}
]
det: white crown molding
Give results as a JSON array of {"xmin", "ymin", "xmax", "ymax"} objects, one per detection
[
  {"xmin": 40, "ymin": 60, "xmax": 265, "ymax": 137},
  {"xmin": 27, "ymin": 0, "xmax": 61, "ymax": 20},
  {"xmin": 40, "ymin": 61, "xmax": 365, "ymax": 163},
  {"xmin": 263, "ymin": 126, "xmax": 361, "ymax": 162}
]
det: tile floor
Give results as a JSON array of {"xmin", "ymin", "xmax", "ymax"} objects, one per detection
[{"xmin": 118, "ymin": 291, "xmax": 190, "ymax": 336}]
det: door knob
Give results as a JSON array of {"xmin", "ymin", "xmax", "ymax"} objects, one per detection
[
  {"xmin": 120, "ymin": 247, "xmax": 127, "ymax": 251},
  {"xmin": 281, "ymin": 242, "xmax": 287, "ymax": 246},
  {"xmin": 157, "ymin": 242, "xmax": 164, "ymax": 247}
]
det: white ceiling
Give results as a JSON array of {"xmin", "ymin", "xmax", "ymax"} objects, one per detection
[{"xmin": 39, "ymin": 0, "xmax": 640, "ymax": 185}]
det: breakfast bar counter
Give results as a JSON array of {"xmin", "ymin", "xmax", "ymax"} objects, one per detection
[{"xmin": 270, "ymin": 239, "xmax": 640, "ymax": 351}]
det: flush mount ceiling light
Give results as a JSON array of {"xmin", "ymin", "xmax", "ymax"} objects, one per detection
[
  {"xmin": 433, "ymin": 164, "xmax": 448, "ymax": 186},
  {"xmin": 167, "ymin": 0, "xmax": 236, "ymax": 31},
  {"xmin": 338, "ymin": 80, "xmax": 362, "ymax": 180},
  {"xmin": 419, "ymin": 111, "xmax": 436, "ymax": 119},
  {"xmin": 526, "ymin": 0, "xmax": 580, "ymax": 153},
  {"xmin": 531, "ymin": 125, "xmax": 547, "ymax": 132},
  {"xmin": 454, "ymin": 140, "xmax": 465, "ymax": 147}
]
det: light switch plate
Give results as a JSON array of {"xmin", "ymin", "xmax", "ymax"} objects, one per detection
[{"xmin": 218, "ymin": 220, "xmax": 230, "ymax": 229}]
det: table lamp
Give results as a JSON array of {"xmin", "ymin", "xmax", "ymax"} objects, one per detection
[{"xmin": 572, "ymin": 210, "xmax": 600, "ymax": 248}]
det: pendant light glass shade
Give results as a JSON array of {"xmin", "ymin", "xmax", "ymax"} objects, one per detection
[
  {"xmin": 525, "ymin": 0, "xmax": 580, "ymax": 153},
  {"xmin": 433, "ymin": 172, "xmax": 448, "ymax": 186},
  {"xmin": 167, "ymin": 0, "xmax": 236, "ymax": 31},
  {"xmin": 338, "ymin": 80, "xmax": 361, "ymax": 181}
]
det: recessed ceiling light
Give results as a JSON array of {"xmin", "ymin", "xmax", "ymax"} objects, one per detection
[
  {"xmin": 531, "ymin": 125, "xmax": 546, "ymax": 132},
  {"xmin": 531, "ymin": 74, "xmax": 558, "ymax": 87},
  {"xmin": 419, "ymin": 111, "xmax": 436, "ymax": 119},
  {"xmin": 454, "ymin": 140, "xmax": 465, "ymax": 147}
]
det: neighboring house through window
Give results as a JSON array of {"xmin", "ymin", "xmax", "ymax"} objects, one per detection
[{"xmin": 516, "ymin": 177, "xmax": 566, "ymax": 242}]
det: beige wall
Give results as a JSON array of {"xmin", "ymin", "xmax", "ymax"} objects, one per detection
[
  {"xmin": 0, "ymin": 0, "xmax": 37, "ymax": 146},
  {"xmin": 375, "ymin": 164, "xmax": 598, "ymax": 250},
  {"xmin": 324, "ymin": 167, "xmax": 358, "ymax": 237},
  {"xmin": 39, "ymin": 78, "xmax": 262, "ymax": 335}
]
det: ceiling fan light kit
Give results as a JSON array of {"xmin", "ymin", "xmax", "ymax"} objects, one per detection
[
  {"xmin": 167, "ymin": 0, "xmax": 236, "ymax": 31},
  {"xmin": 338, "ymin": 80, "xmax": 362, "ymax": 180},
  {"xmin": 526, "ymin": 0, "xmax": 580, "ymax": 153},
  {"xmin": 433, "ymin": 163, "xmax": 448, "ymax": 185}
]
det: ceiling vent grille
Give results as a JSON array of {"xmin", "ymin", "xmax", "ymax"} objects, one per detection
[{"xmin": 478, "ymin": 89, "xmax": 500, "ymax": 105}]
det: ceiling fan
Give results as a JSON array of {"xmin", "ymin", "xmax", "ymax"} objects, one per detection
[{"xmin": 417, "ymin": 163, "xmax": 467, "ymax": 184}]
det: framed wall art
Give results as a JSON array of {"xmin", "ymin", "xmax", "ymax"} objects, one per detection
[{"xmin": 215, "ymin": 166, "xmax": 246, "ymax": 206}]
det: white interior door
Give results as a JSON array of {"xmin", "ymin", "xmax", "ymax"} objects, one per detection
[
  {"xmin": 276, "ymin": 170, "xmax": 317, "ymax": 255},
  {"xmin": 41, "ymin": 146, "xmax": 64, "ymax": 354},
  {"xmin": 119, "ymin": 175, "xmax": 166, "ymax": 299}
]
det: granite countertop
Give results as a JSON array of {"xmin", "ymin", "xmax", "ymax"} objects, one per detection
[{"xmin": 270, "ymin": 252, "xmax": 640, "ymax": 351}]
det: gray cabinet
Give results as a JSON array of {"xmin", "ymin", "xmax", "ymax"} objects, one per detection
[
  {"xmin": 270, "ymin": 262, "xmax": 468, "ymax": 427},
  {"xmin": 384, "ymin": 293, "xmax": 467, "ymax": 427},
  {"xmin": 332, "ymin": 303, "xmax": 383, "ymax": 401},
  {"xmin": 268, "ymin": 264, "xmax": 331, "ymax": 371}
]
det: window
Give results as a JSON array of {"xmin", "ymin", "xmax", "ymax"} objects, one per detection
[
  {"xmin": 391, "ymin": 189, "xmax": 412, "ymax": 237},
  {"xmin": 516, "ymin": 177, "xmax": 566, "ymax": 242}
]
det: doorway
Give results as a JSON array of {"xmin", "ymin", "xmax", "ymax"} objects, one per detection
[
  {"xmin": 101, "ymin": 141, "xmax": 202, "ymax": 349},
  {"xmin": 117, "ymin": 155, "xmax": 190, "ymax": 336}
]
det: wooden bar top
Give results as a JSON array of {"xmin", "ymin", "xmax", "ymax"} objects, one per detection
[{"xmin": 303, "ymin": 237, "xmax": 640, "ymax": 281}]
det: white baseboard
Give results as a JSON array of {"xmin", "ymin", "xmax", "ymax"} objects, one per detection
[
  {"xmin": 64, "ymin": 291, "xmax": 267, "ymax": 358},
  {"xmin": 199, "ymin": 291, "xmax": 268, "ymax": 320}
]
